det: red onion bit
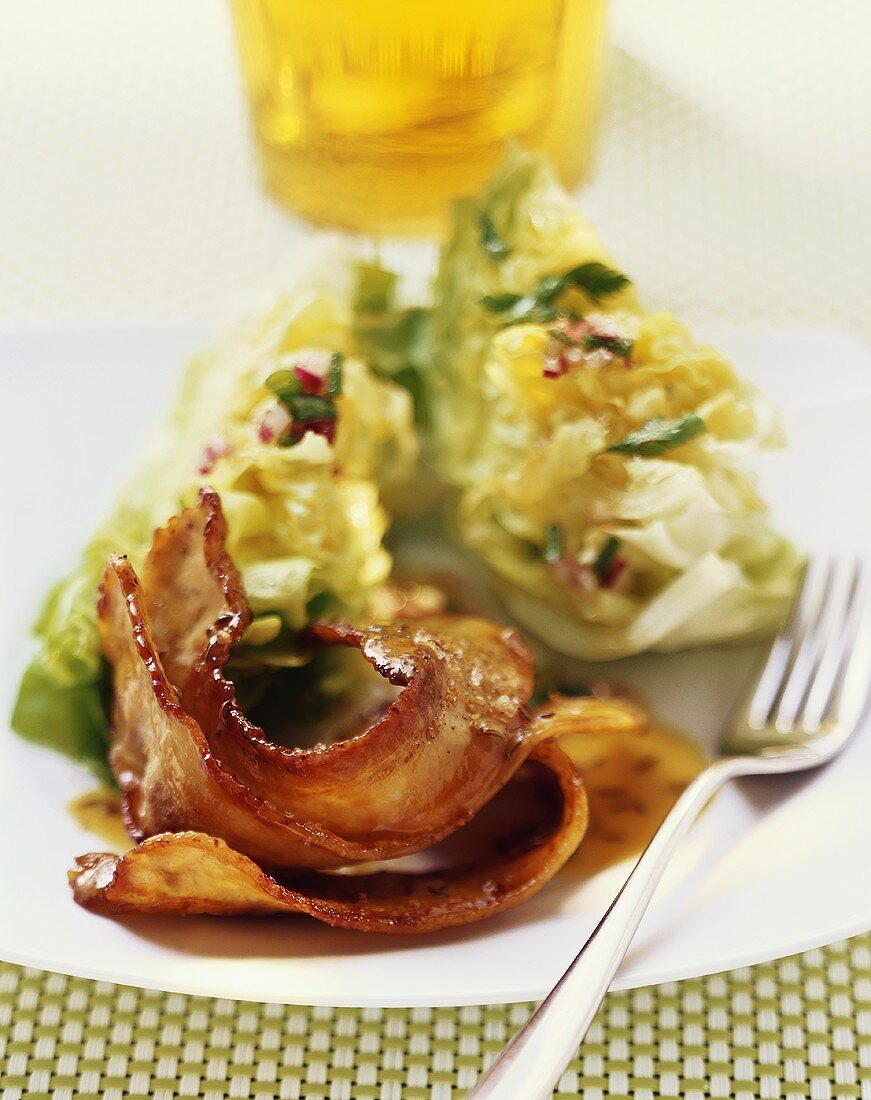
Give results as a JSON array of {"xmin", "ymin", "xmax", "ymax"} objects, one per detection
[
  {"xmin": 257, "ymin": 404, "xmax": 292, "ymax": 443},
  {"xmin": 543, "ymin": 317, "xmax": 632, "ymax": 379},
  {"xmin": 599, "ymin": 555, "xmax": 628, "ymax": 590},
  {"xmin": 551, "ymin": 559, "xmax": 598, "ymax": 595},
  {"xmin": 288, "ymin": 417, "xmax": 336, "ymax": 445},
  {"xmin": 197, "ymin": 435, "xmax": 233, "ymax": 475},
  {"xmin": 543, "ymin": 320, "xmax": 591, "ymax": 378},
  {"xmin": 550, "ymin": 554, "xmax": 629, "ymax": 594},
  {"xmin": 293, "ymin": 364, "xmax": 326, "ymax": 395}
]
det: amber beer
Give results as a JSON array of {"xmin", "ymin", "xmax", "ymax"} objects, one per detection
[{"xmin": 229, "ymin": 0, "xmax": 608, "ymax": 234}]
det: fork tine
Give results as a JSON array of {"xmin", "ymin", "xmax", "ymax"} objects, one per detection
[
  {"xmin": 747, "ymin": 558, "xmax": 830, "ymax": 730},
  {"xmin": 746, "ymin": 559, "xmax": 811, "ymax": 729},
  {"xmin": 801, "ymin": 560, "xmax": 864, "ymax": 731},
  {"xmin": 773, "ymin": 557, "xmax": 836, "ymax": 731},
  {"xmin": 817, "ymin": 559, "xmax": 871, "ymax": 734}
]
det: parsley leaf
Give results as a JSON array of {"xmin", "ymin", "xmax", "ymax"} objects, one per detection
[
  {"xmin": 478, "ymin": 211, "xmax": 511, "ymax": 260},
  {"xmin": 608, "ymin": 414, "xmax": 707, "ymax": 457}
]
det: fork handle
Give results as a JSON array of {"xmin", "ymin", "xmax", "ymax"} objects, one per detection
[{"xmin": 467, "ymin": 755, "xmax": 750, "ymax": 1100}]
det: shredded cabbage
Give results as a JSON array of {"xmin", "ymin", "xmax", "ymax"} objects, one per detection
[{"xmin": 425, "ymin": 148, "xmax": 799, "ymax": 659}]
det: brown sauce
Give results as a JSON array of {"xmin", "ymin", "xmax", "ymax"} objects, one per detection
[
  {"xmin": 563, "ymin": 723, "xmax": 707, "ymax": 877},
  {"xmin": 68, "ymin": 788, "xmax": 131, "ymax": 851}
]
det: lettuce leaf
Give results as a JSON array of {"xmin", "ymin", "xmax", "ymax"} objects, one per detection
[
  {"xmin": 426, "ymin": 148, "xmax": 800, "ymax": 659},
  {"xmin": 12, "ymin": 241, "xmax": 418, "ymax": 771},
  {"xmin": 12, "ymin": 566, "xmax": 112, "ymax": 781}
]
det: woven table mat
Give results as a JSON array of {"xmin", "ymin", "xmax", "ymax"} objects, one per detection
[
  {"xmin": 3, "ymin": 1, "xmax": 871, "ymax": 1097},
  {"xmin": 2, "ymin": 937, "xmax": 869, "ymax": 1099}
]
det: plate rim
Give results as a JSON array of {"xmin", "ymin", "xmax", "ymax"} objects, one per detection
[{"xmin": 0, "ymin": 906, "xmax": 869, "ymax": 1009}]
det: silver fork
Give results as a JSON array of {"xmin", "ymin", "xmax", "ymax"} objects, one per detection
[{"xmin": 468, "ymin": 557, "xmax": 871, "ymax": 1100}]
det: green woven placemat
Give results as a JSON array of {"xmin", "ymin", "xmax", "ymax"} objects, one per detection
[
  {"xmin": 2, "ymin": 933, "xmax": 869, "ymax": 1099},
  {"xmin": 3, "ymin": 1, "xmax": 871, "ymax": 1098}
]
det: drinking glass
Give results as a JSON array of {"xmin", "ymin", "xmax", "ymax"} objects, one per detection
[{"xmin": 229, "ymin": 0, "xmax": 609, "ymax": 234}]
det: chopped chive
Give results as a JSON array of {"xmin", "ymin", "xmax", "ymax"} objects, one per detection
[
  {"xmin": 584, "ymin": 333, "xmax": 634, "ymax": 357},
  {"xmin": 481, "ymin": 292, "xmax": 525, "ymax": 313},
  {"xmin": 536, "ymin": 274, "xmax": 565, "ymax": 301},
  {"xmin": 562, "ymin": 262, "xmax": 631, "ymax": 303},
  {"xmin": 547, "ymin": 328, "xmax": 577, "ymax": 347},
  {"xmin": 480, "ymin": 262, "xmax": 630, "ymax": 328},
  {"xmin": 478, "ymin": 211, "xmax": 511, "ymax": 260},
  {"xmin": 327, "ymin": 351, "xmax": 343, "ymax": 396},
  {"xmin": 285, "ymin": 394, "xmax": 337, "ymax": 423},
  {"xmin": 544, "ymin": 524, "xmax": 563, "ymax": 564},
  {"xmin": 593, "ymin": 536, "xmax": 620, "ymax": 582},
  {"xmin": 266, "ymin": 368, "xmax": 302, "ymax": 399},
  {"xmin": 608, "ymin": 414, "xmax": 708, "ymax": 457}
]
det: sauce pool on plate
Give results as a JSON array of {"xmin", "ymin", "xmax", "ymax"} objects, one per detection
[
  {"xmin": 68, "ymin": 789, "xmax": 130, "ymax": 851},
  {"xmin": 561, "ymin": 723, "xmax": 707, "ymax": 877}
]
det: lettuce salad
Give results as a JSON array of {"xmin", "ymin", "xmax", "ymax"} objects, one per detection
[
  {"xmin": 13, "ymin": 242, "xmax": 418, "ymax": 777},
  {"xmin": 13, "ymin": 152, "xmax": 800, "ymax": 778},
  {"xmin": 424, "ymin": 149, "xmax": 799, "ymax": 659}
]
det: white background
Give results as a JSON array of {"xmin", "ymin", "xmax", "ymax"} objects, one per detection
[{"xmin": 0, "ymin": 0, "xmax": 869, "ymax": 335}]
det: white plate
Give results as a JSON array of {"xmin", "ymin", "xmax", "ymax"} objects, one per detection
[{"xmin": 1, "ymin": 325, "xmax": 870, "ymax": 1008}]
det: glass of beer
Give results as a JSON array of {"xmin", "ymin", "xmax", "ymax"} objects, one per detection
[{"xmin": 229, "ymin": 0, "xmax": 609, "ymax": 235}]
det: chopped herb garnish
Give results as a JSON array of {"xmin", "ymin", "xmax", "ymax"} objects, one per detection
[
  {"xmin": 265, "ymin": 368, "xmax": 301, "ymax": 401},
  {"xmin": 354, "ymin": 264, "xmax": 398, "ymax": 314},
  {"xmin": 283, "ymin": 394, "xmax": 337, "ymax": 423},
  {"xmin": 480, "ymin": 290, "xmax": 565, "ymax": 326},
  {"xmin": 478, "ymin": 211, "xmax": 511, "ymax": 260},
  {"xmin": 544, "ymin": 524, "xmax": 563, "ymax": 564},
  {"xmin": 327, "ymin": 351, "xmax": 343, "ymax": 396},
  {"xmin": 535, "ymin": 274, "xmax": 566, "ymax": 301},
  {"xmin": 547, "ymin": 328, "xmax": 577, "ymax": 347},
  {"xmin": 293, "ymin": 365, "xmax": 324, "ymax": 394},
  {"xmin": 608, "ymin": 414, "xmax": 707, "ymax": 457},
  {"xmin": 481, "ymin": 262, "xmax": 630, "ymax": 327},
  {"xmin": 593, "ymin": 536, "xmax": 620, "ymax": 582},
  {"xmin": 564, "ymin": 262, "xmax": 631, "ymax": 303},
  {"xmin": 266, "ymin": 356, "xmax": 341, "ymax": 447},
  {"xmin": 584, "ymin": 333, "xmax": 634, "ymax": 357},
  {"xmin": 480, "ymin": 291, "xmax": 527, "ymax": 313}
]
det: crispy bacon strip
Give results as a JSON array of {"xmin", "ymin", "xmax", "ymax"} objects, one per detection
[
  {"xmin": 75, "ymin": 490, "xmax": 596, "ymax": 931},
  {"xmin": 70, "ymin": 741, "xmax": 586, "ymax": 933},
  {"xmin": 99, "ymin": 492, "xmax": 540, "ymax": 869},
  {"xmin": 529, "ymin": 694, "xmax": 648, "ymax": 739}
]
